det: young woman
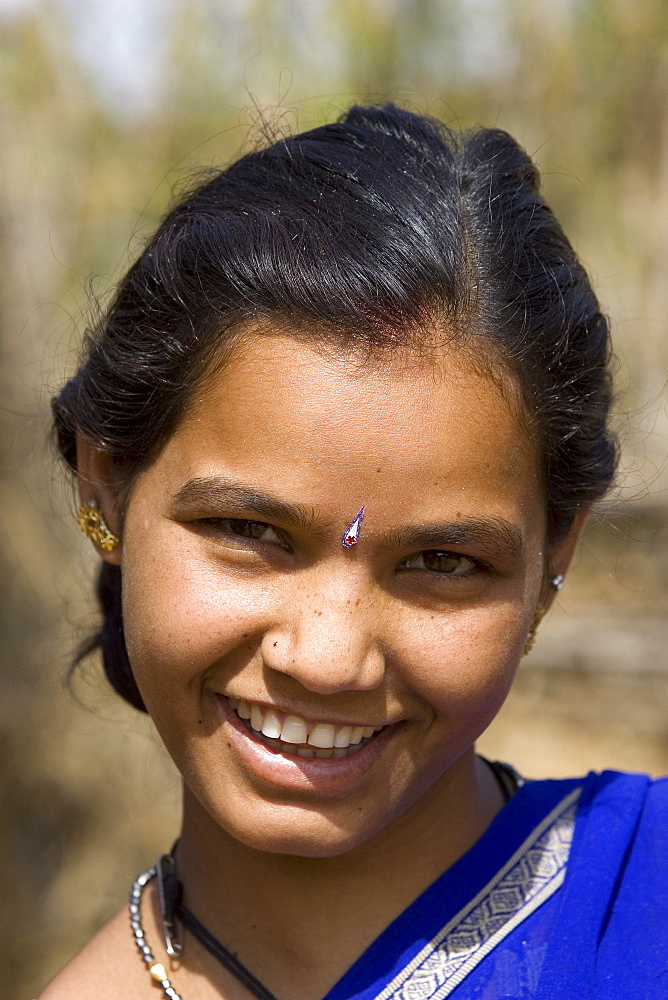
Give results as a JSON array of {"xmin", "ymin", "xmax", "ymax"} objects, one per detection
[{"xmin": 43, "ymin": 104, "xmax": 666, "ymax": 999}]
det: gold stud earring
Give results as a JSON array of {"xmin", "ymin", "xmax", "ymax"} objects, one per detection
[
  {"xmin": 523, "ymin": 605, "xmax": 545, "ymax": 657},
  {"xmin": 77, "ymin": 499, "xmax": 120, "ymax": 552}
]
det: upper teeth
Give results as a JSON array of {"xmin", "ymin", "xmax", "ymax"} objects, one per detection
[{"xmin": 228, "ymin": 698, "xmax": 383, "ymax": 749}]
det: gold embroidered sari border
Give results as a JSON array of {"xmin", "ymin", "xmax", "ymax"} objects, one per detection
[{"xmin": 373, "ymin": 787, "xmax": 582, "ymax": 1000}]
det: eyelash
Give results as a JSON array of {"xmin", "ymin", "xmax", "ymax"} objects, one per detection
[
  {"xmin": 398, "ymin": 550, "xmax": 485, "ymax": 579},
  {"xmin": 194, "ymin": 518, "xmax": 488, "ymax": 579},
  {"xmin": 194, "ymin": 517, "xmax": 291, "ymax": 551}
]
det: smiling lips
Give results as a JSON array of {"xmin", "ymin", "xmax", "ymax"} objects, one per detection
[{"xmin": 227, "ymin": 697, "xmax": 385, "ymax": 759}]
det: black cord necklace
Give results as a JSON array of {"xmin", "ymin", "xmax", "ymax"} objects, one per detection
[
  {"xmin": 156, "ymin": 851, "xmax": 280, "ymax": 1000},
  {"xmin": 176, "ymin": 902, "xmax": 279, "ymax": 1000},
  {"xmin": 482, "ymin": 756, "xmax": 524, "ymax": 803}
]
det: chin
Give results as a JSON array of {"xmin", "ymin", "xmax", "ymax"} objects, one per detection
[{"xmin": 217, "ymin": 806, "xmax": 385, "ymax": 858}]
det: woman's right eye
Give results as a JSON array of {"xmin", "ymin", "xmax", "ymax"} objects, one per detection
[{"xmin": 194, "ymin": 517, "xmax": 290, "ymax": 550}]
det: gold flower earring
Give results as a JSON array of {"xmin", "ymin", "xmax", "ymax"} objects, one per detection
[{"xmin": 77, "ymin": 499, "xmax": 120, "ymax": 552}]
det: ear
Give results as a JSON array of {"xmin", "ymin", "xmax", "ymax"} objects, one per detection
[
  {"xmin": 542, "ymin": 508, "xmax": 589, "ymax": 611},
  {"xmin": 76, "ymin": 434, "xmax": 123, "ymax": 565}
]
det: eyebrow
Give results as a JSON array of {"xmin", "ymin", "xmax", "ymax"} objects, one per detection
[
  {"xmin": 382, "ymin": 519, "xmax": 525, "ymax": 559},
  {"xmin": 169, "ymin": 477, "xmax": 327, "ymax": 535}
]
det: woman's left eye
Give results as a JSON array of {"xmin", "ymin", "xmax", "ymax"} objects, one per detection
[
  {"xmin": 196, "ymin": 518, "xmax": 289, "ymax": 549},
  {"xmin": 399, "ymin": 550, "xmax": 479, "ymax": 576}
]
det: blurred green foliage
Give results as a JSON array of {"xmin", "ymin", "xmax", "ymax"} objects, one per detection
[{"xmin": 1, "ymin": 2, "xmax": 667, "ymax": 997}]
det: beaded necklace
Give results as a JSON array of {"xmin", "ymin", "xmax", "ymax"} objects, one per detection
[{"xmin": 130, "ymin": 861, "xmax": 280, "ymax": 1000}]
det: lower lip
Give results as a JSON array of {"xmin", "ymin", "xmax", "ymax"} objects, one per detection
[{"xmin": 216, "ymin": 697, "xmax": 396, "ymax": 795}]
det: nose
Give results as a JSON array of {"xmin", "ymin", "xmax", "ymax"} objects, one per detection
[{"xmin": 260, "ymin": 571, "xmax": 386, "ymax": 695}]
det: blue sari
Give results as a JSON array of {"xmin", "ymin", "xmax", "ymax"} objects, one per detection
[{"xmin": 323, "ymin": 771, "xmax": 667, "ymax": 1000}]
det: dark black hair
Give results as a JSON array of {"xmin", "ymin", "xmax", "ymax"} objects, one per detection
[{"xmin": 53, "ymin": 103, "xmax": 617, "ymax": 712}]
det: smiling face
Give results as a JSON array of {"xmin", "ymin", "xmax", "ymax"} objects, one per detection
[{"xmin": 109, "ymin": 329, "xmax": 562, "ymax": 856}]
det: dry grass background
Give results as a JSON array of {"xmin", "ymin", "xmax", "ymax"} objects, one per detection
[{"xmin": 1, "ymin": 3, "xmax": 667, "ymax": 997}]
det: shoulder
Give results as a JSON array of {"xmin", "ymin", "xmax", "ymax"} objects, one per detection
[
  {"xmin": 37, "ymin": 907, "xmax": 149, "ymax": 1000},
  {"xmin": 568, "ymin": 770, "xmax": 667, "ymax": 884},
  {"xmin": 569, "ymin": 769, "xmax": 667, "ymax": 829},
  {"xmin": 576, "ymin": 768, "xmax": 667, "ymax": 815},
  {"xmin": 521, "ymin": 771, "xmax": 667, "ymax": 864}
]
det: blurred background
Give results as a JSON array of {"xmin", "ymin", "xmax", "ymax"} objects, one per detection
[{"xmin": 1, "ymin": 0, "xmax": 667, "ymax": 996}]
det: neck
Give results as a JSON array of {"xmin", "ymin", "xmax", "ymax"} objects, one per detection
[{"xmin": 172, "ymin": 751, "xmax": 504, "ymax": 998}]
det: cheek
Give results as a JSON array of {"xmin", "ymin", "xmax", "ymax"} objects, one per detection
[
  {"xmin": 120, "ymin": 537, "xmax": 263, "ymax": 705},
  {"xmin": 397, "ymin": 604, "xmax": 525, "ymax": 725}
]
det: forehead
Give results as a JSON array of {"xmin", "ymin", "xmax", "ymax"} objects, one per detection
[{"xmin": 161, "ymin": 330, "xmax": 543, "ymax": 532}]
